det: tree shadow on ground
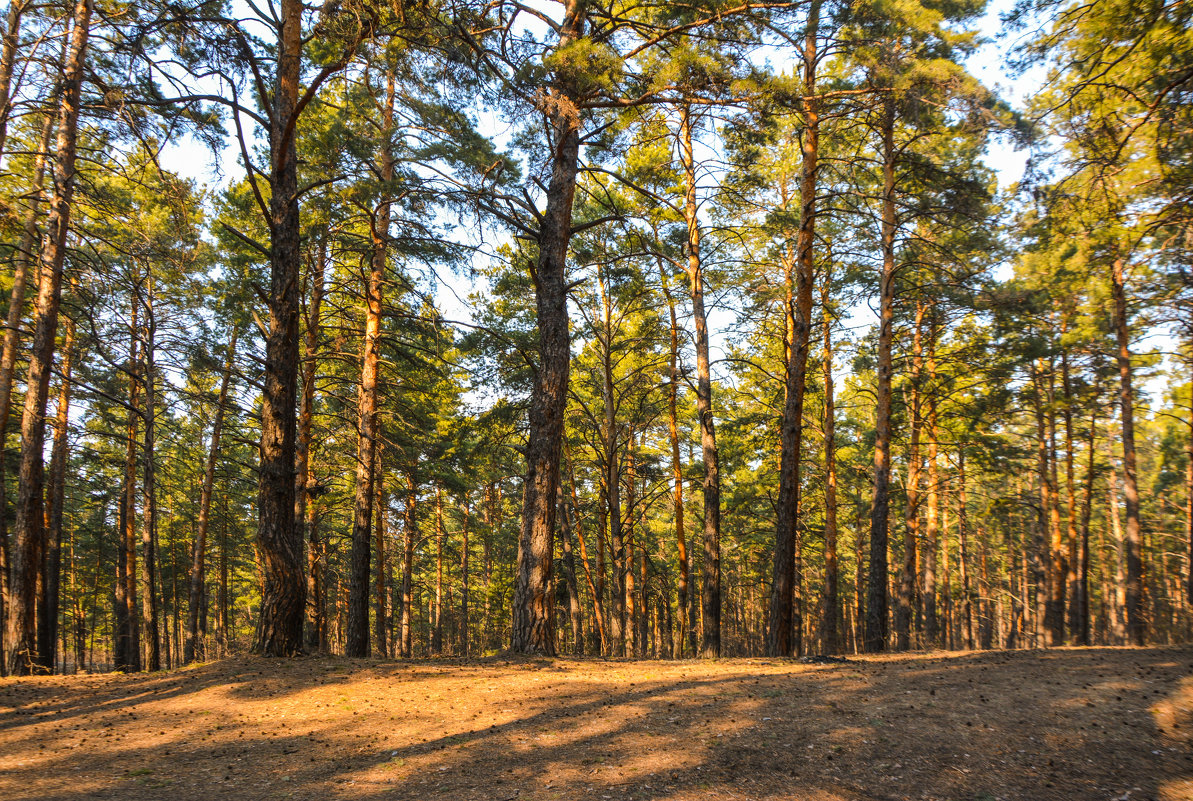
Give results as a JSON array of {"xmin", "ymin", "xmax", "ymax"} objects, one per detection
[{"xmin": 0, "ymin": 647, "xmax": 1189, "ymax": 801}]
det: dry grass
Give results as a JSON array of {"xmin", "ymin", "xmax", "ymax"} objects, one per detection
[{"xmin": 1, "ymin": 647, "xmax": 1190, "ymax": 800}]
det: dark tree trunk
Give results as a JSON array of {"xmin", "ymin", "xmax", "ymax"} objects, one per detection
[
  {"xmin": 511, "ymin": 0, "xmax": 585, "ymax": 656},
  {"xmin": 767, "ymin": 0, "xmax": 819, "ymax": 659},
  {"xmin": 3, "ymin": 0, "xmax": 90, "ymax": 677},
  {"xmin": 140, "ymin": 275, "xmax": 161, "ymax": 671},
  {"xmin": 923, "ymin": 323, "xmax": 940, "ymax": 647},
  {"xmin": 897, "ymin": 302, "xmax": 925, "ymax": 651},
  {"xmin": 0, "ymin": 110, "xmax": 54, "ymax": 674},
  {"xmin": 865, "ymin": 100, "xmax": 897, "ymax": 653},
  {"xmin": 37, "ymin": 317, "xmax": 74, "ymax": 672},
  {"xmin": 401, "ymin": 470, "xmax": 416, "ymax": 657},
  {"xmin": 255, "ymin": 0, "xmax": 306, "ymax": 657},
  {"xmin": 375, "ymin": 478, "xmax": 388, "ymax": 658}
]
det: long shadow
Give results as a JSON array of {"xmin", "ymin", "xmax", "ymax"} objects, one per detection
[{"xmin": 0, "ymin": 647, "xmax": 1189, "ymax": 800}]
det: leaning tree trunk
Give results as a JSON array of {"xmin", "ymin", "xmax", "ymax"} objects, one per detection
[
  {"xmin": 4, "ymin": 0, "xmax": 91, "ymax": 676},
  {"xmin": 346, "ymin": 70, "xmax": 394, "ymax": 658},
  {"xmin": 865, "ymin": 99, "xmax": 897, "ymax": 653},
  {"xmin": 1112, "ymin": 256, "xmax": 1144, "ymax": 645},
  {"xmin": 511, "ymin": 0, "xmax": 584, "ymax": 656},
  {"xmin": 767, "ymin": 0, "xmax": 819, "ymax": 659},
  {"xmin": 185, "ymin": 326, "xmax": 238, "ymax": 663}
]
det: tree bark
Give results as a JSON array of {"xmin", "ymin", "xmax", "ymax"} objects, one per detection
[
  {"xmin": 510, "ymin": 0, "xmax": 585, "ymax": 656},
  {"xmin": 4, "ymin": 0, "xmax": 91, "ymax": 677},
  {"xmin": 897, "ymin": 302, "xmax": 925, "ymax": 651},
  {"xmin": 37, "ymin": 316, "xmax": 74, "ymax": 672},
  {"xmin": 0, "ymin": 110, "xmax": 55, "ymax": 673},
  {"xmin": 821, "ymin": 259, "xmax": 839, "ymax": 654},
  {"xmin": 375, "ymin": 477, "xmax": 388, "ymax": 658},
  {"xmin": 346, "ymin": 70, "xmax": 394, "ymax": 658},
  {"xmin": 1111, "ymin": 257, "xmax": 1144, "ymax": 645},
  {"xmin": 255, "ymin": 0, "xmax": 306, "ymax": 657},
  {"xmin": 865, "ymin": 99, "xmax": 897, "ymax": 653},
  {"xmin": 678, "ymin": 102, "xmax": 722, "ymax": 658},
  {"xmin": 401, "ymin": 470, "xmax": 417, "ymax": 657},
  {"xmin": 767, "ymin": 2, "xmax": 819, "ymax": 658},
  {"xmin": 140, "ymin": 272, "xmax": 161, "ymax": 671},
  {"xmin": 298, "ymin": 237, "xmax": 326, "ymax": 652},
  {"xmin": 923, "ymin": 321, "xmax": 940, "ymax": 647}
]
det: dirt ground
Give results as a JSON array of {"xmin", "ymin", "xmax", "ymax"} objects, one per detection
[{"xmin": 1, "ymin": 647, "xmax": 1190, "ymax": 801}]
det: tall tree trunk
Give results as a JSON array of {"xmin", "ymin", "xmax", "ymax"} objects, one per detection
[
  {"xmin": 0, "ymin": 110, "xmax": 55, "ymax": 673},
  {"xmin": 865, "ymin": 99, "xmax": 897, "ymax": 653},
  {"xmin": 37, "ymin": 316, "xmax": 74, "ymax": 672},
  {"xmin": 375, "ymin": 478, "xmax": 388, "ymax": 658},
  {"xmin": 115, "ymin": 314, "xmax": 141, "ymax": 672},
  {"xmin": 346, "ymin": 71, "xmax": 394, "ymax": 658},
  {"xmin": 598, "ymin": 272, "xmax": 625, "ymax": 655},
  {"xmin": 678, "ymin": 102, "xmax": 722, "ymax": 658},
  {"xmin": 255, "ymin": 0, "xmax": 306, "ymax": 657},
  {"xmin": 1108, "ymin": 452, "xmax": 1127, "ymax": 643},
  {"xmin": 923, "ymin": 321, "xmax": 940, "ymax": 647},
  {"xmin": 401, "ymin": 470, "xmax": 416, "ymax": 657},
  {"xmin": 821, "ymin": 260, "xmax": 839, "ymax": 654},
  {"xmin": 459, "ymin": 495, "xmax": 469, "ymax": 655},
  {"xmin": 1030, "ymin": 365, "xmax": 1054, "ymax": 648},
  {"xmin": 1078, "ymin": 405, "xmax": 1098, "ymax": 645},
  {"xmin": 897, "ymin": 302, "xmax": 925, "ymax": 650},
  {"xmin": 559, "ymin": 485, "xmax": 583, "ymax": 655},
  {"xmin": 657, "ymin": 258, "xmax": 692, "ymax": 657},
  {"xmin": 1111, "ymin": 257, "xmax": 1144, "ymax": 645},
  {"xmin": 1062, "ymin": 349, "xmax": 1080, "ymax": 641},
  {"xmin": 767, "ymin": 1, "xmax": 819, "ymax": 657},
  {"xmin": 511, "ymin": 1, "xmax": 585, "ymax": 656},
  {"xmin": 1044, "ymin": 358, "xmax": 1066, "ymax": 646},
  {"xmin": 185, "ymin": 326, "xmax": 238, "ymax": 664},
  {"xmin": 432, "ymin": 484, "xmax": 445, "ymax": 654},
  {"xmin": 3, "ymin": 0, "xmax": 91, "ymax": 677},
  {"xmin": 567, "ymin": 451, "xmax": 606, "ymax": 653},
  {"xmin": 140, "ymin": 274, "xmax": 161, "ymax": 672},
  {"xmin": 957, "ymin": 449, "xmax": 974, "ymax": 650},
  {"xmin": 298, "ymin": 238, "xmax": 326, "ymax": 652},
  {"xmin": 0, "ymin": 0, "xmax": 31, "ymax": 160}
]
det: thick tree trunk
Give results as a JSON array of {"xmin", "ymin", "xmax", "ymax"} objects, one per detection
[
  {"xmin": 185, "ymin": 326, "xmax": 238, "ymax": 664},
  {"xmin": 510, "ymin": 1, "xmax": 584, "ymax": 656},
  {"xmin": 0, "ymin": 111, "xmax": 54, "ymax": 673},
  {"xmin": 678, "ymin": 103, "xmax": 722, "ymax": 658},
  {"xmin": 37, "ymin": 317, "xmax": 74, "ymax": 672},
  {"xmin": 1112, "ymin": 257, "xmax": 1144, "ymax": 645},
  {"xmin": 3, "ymin": 0, "xmax": 90, "ymax": 677},
  {"xmin": 255, "ymin": 0, "xmax": 306, "ymax": 657},
  {"xmin": 865, "ymin": 100, "xmax": 897, "ymax": 653},
  {"xmin": 767, "ymin": 3, "xmax": 819, "ymax": 657}
]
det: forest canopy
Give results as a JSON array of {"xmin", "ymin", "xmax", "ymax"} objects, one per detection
[{"xmin": 0, "ymin": 0, "xmax": 1191, "ymax": 675}]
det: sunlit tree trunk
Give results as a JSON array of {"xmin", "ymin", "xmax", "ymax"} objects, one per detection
[
  {"xmin": 821, "ymin": 261, "xmax": 839, "ymax": 654},
  {"xmin": 1111, "ymin": 257, "xmax": 1144, "ymax": 645},
  {"xmin": 140, "ymin": 273, "xmax": 161, "ymax": 671},
  {"xmin": 4, "ymin": 0, "xmax": 91, "ymax": 677}
]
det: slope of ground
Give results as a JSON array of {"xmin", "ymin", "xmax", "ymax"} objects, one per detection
[{"xmin": 1, "ymin": 647, "xmax": 1189, "ymax": 801}]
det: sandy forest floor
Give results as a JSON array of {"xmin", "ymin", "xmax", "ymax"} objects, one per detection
[{"xmin": 1, "ymin": 647, "xmax": 1190, "ymax": 801}]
